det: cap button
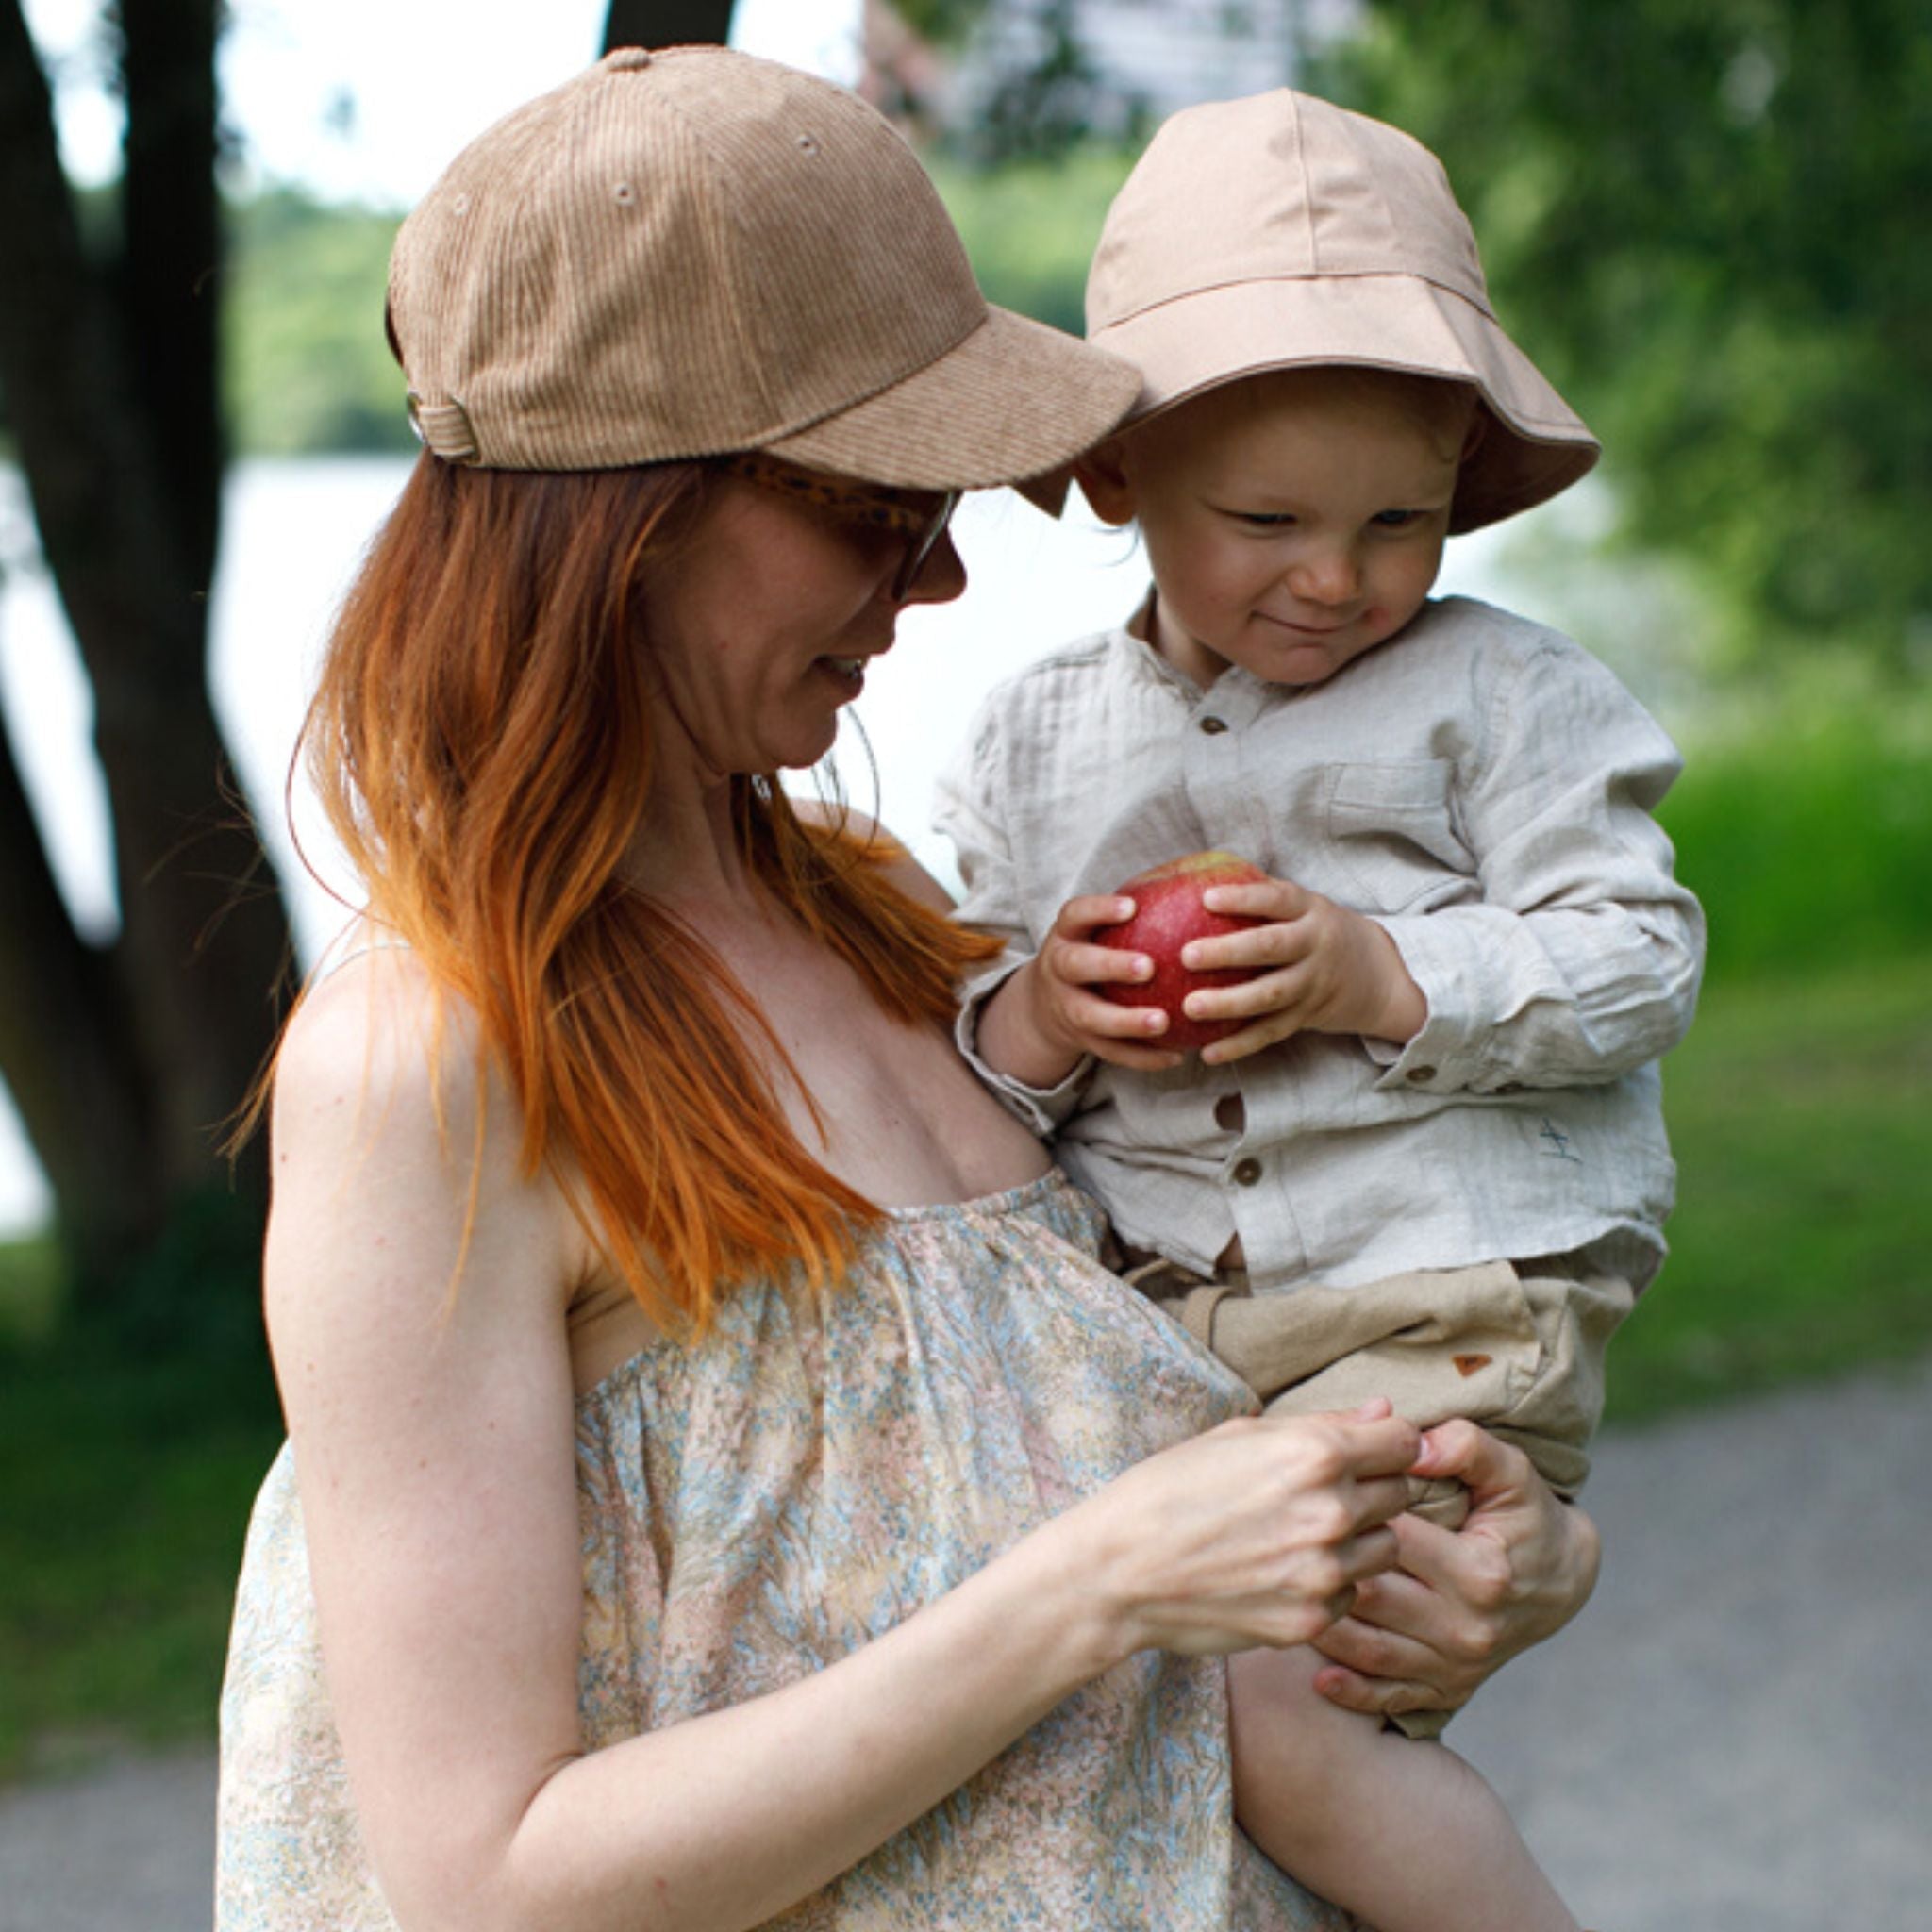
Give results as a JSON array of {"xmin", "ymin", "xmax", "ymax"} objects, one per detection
[{"xmin": 607, "ymin": 47, "xmax": 652, "ymax": 71}]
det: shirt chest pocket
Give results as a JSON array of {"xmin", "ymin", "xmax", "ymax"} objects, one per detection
[{"xmin": 1321, "ymin": 759, "xmax": 1472, "ymax": 913}]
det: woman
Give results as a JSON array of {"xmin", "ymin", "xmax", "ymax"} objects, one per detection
[{"xmin": 217, "ymin": 48, "xmax": 1598, "ymax": 1931}]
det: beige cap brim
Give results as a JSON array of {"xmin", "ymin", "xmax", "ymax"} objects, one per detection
[
  {"xmin": 767, "ymin": 304, "xmax": 1141, "ymax": 495},
  {"xmin": 1093, "ymin": 274, "xmax": 1599, "ymax": 533}
]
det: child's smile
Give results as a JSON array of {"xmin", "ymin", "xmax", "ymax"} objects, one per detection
[{"xmin": 1083, "ymin": 367, "xmax": 1475, "ymax": 691}]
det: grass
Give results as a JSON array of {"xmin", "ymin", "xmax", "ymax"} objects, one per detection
[
  {"xmin": 0, "ymin": 1320, "xmax": 281, "ymax": 1781},
  {"xmin": 1655, "ymin": 691, "xmax": 1932, "ymax": 985},
  {"xmin": 1597, "ymin": 695, "xmax": 1932, "ymax": 1418},
  {"xmin": 1605, "ymin": 956, "xmax": 1932, "ymax": 1423},
  {"xmin": 0, "ymin": 1234, "xmax": 61, "ymax": 1349}
]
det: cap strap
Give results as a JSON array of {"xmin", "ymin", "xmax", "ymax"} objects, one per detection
[{"xmin": 406, "ymin": 392, "xmax": 479, "ymax": 462}]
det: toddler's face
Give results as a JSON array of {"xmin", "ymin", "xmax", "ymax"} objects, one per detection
[{"xmin": 1088, "ymin": 369, "xmax": 1472, "ymax": 691}]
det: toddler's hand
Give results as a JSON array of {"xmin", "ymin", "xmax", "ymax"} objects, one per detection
[
  {"xmin": 1013, "ymin": 892, "xmax": 1190, "ymax": 1074},
  {"xmin": 1175, "ymin": 874, "xmax": 1426, "ymax": 1062}
]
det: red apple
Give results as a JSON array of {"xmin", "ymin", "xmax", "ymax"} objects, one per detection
[{"xmin": 1092, "ymin": 850, "xmax": 1269, "ymax": 1052}]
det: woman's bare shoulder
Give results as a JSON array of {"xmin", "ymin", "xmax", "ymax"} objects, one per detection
[
  {"xmin": 264, "ymin": 937, "xmax": 587, "ymax": 1419},
  {"xmin": 274, "ymin": 940, "xmax": 481, "ymax": 1160},
  {"xmin": 791, "ymin": 800, "xmax": 958, "ymax": 915},
  {"xmin": 270, "ymin": 941, "xmax": 575, "ymax": 1291}
]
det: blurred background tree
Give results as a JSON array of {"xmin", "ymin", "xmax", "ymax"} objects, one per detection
[
  {"xmin": 0, "ymin": 0, "xmax": 746, "ymax": 1339},
  {"xmin": 1314, "ymin": 0, "xmax": 1932, "ymax": 680},
  {"xmin": 603, "ymin": 0, "xmax": 735, "ymax": 49},
  {"xmin": 0, "ymin": 0, "xmax": 291, "ymax": 1335}
]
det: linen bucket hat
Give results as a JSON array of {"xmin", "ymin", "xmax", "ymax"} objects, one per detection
[
  {"xmin": 387, "ymin": 46, "xmax": 1139, "ymax": 491},
  {"xmin": 1085, "ymin": 89, "xmax": 1598, "ymax": 532}
]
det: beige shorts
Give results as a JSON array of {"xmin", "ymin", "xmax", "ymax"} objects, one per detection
[{"xmin": 1121, "ymin": 1247, "xmax": 1636, "ymax": 1740}]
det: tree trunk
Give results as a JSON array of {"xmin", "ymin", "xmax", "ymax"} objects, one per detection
[
  {"xmin": 0, "ymin": 0, "xmax": 292, "ymax": 1313},
  {"xmin": 604, "ymin": 0, "xmax": 737, "ymax": 55},
  {"xmin": 0, "ymin": 708, "xmax": 163, "ymax": 1282},
  {"xmin": 119, "ymin": 0, "xmax": 225, "ymax": 592}
]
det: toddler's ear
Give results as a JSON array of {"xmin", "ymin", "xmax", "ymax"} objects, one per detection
[{"xmin": 1073, "ymin": 436, "xmax": 1138, "ymax": 525}]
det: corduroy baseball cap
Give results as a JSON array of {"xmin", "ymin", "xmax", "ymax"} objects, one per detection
[
  {"xmin": 386, "ymin": 45, "xmax": 1139, "ymax": 492},
  {"xmin": 1085, "ymin": 89, "xmax": 1598, "ymax": 532}
]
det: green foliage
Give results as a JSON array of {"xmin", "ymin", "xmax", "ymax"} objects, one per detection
[
  {"xmin": 1316, "ymin": 0, "xmax": 1932, "ymax": 675},
  {"xmin": 1607, "ymin": 958, "xmax": 1932, "ymax": 1423},
  {"xmin": 1660, "ymin": 694, "xmax": 1932, "ymax": 984},
  {"xmin": 1608, "ymin": 694, "xmax": 1932, "ymax": 1418},
  {"xmin": 0, "ymin": 1300, "xmax": 280, "ymax": 1777},
  {"xmin": 0, "ymin": 1233, "xmax": 61, "ymax": 1348},
  {"xmin": 0, "ymin": 1182, "xmax": 268, "ymax": 1360},
  {"xmin": 892, "ymin": 0, "xmax": 993, "ymax": 47},
  {"xmin": 87, "ymin": 1183, "xmax": 275, "ymax": 1359},
  {"xmin": 925, "ymin": 142, "xmax": 1135, "ymax": 337},
  {"xmin": 962, "ymin": 0, "xmax": 1111, "ymax": 164},
  {"xmin": 225, "ymin": 187, "xmax": 413, "ymax": 457}
]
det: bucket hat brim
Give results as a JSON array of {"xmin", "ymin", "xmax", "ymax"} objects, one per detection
[
  {"xmin": 766, "ymin": 304, "xmax": 1141, "ymax": 495},
  {"xmin": 1093, "ymin": 272, "xmax": 1598, "ymax": 534}
]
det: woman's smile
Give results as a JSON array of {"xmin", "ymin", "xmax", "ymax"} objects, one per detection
[{"xmin": 813, "ymin": 652, "xmax": 872, "ymax": 697}]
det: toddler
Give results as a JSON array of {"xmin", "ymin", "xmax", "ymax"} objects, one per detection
[{"xmin": 935, "ymin": 90, "xmax": 1705, "ymax": 1932}]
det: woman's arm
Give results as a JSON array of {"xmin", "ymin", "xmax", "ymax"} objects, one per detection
[
  {"xmin": 506, "ymin": 1408, "xmax": 1417, "ymax": 1932},
  {"xmin": 1307, "ymin": 1421, "xmax": 1602, "ymax": 1719},
  {"xmin": 269, "ymin": 956, "xmax": 1421, "ymax": 1932}
]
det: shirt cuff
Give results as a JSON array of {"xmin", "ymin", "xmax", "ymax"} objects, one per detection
[
  {"xmin": 954, "ymin": 958, "xmax": 1095, "ymax": 1133},
  {"xmin": 1367, "ymin": 910, "xmax": 1566, "ymax": 1096}
]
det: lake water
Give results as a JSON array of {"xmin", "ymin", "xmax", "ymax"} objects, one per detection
[{"xmin": 0, "ymin": 456, "xmax": 1548, "ymax": 1236}]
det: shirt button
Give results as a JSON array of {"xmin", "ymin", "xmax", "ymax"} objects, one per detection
[
  {"xmin": 1496, "ymin": 1081, "xmax": 1524, "ymax": 1095},
  {"xmin": 1214, "ymin": 1092, "xmax": 1245, "ymax": 1133},
  {"xmin": 1199, "ymin": 716, "xmax": 1228, "ymax": 735},
  {"xmin": 1232, "ymin": 1157, "xmax": 1263, "ymax": 1185},
  {"xmin": 1404, "ymin": 1065, "xmax": 1438, "ymax": 1084}
]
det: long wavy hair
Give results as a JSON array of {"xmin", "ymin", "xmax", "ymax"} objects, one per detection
[{"xmin": 288, "ymin": 454, "xmax": 1001, "ymax": 1329}]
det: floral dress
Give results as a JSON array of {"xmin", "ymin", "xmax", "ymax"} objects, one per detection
[{"xmin": 216, "ymin": 1171, "xmax": 1353, "ymax": 1929}]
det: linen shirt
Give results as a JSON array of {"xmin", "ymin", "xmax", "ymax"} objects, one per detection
[{"xmin": 933, "ymin": 594, "xmax": 1706, "ymax": 1295}]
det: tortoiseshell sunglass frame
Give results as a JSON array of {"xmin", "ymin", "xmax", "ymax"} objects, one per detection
[{"xmin": 716, "ymin": 451, "xmax": 960, "ymax": 601}]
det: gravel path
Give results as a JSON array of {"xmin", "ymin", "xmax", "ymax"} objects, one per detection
[{"xmin": 5, "ymin": 1353, "xmax": 1929, "ymax": 1930}]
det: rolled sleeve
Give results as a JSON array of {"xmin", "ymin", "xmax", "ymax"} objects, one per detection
[
  {"xmin": 1370, "ymin": 905, "xmax": 1571, "ymax": 1092},
  {"xmin": 936, "ymin": 687, "xmax": 1100, "ymax": 1131},
  {"xmin": 953, "ymin": 959, "xmax": 1095, "ymax": 1133},
  {"xmin": 1372, "ymin": 642, "xmax": 1705, "ymax": 1092}
]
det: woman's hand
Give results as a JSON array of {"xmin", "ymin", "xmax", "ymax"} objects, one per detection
[
  {"xmin": 1307, "ymin": 1419, "xmax": 1602, "ymax": 1719},
  {"xmin": 1057, "ymin": 1403, "xmax": 1424, "ymax": 1662}
]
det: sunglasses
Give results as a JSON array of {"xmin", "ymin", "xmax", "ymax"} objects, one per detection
[{"xmin": 716, "ymin": 451, "xmax": 960, "ymax": 602}]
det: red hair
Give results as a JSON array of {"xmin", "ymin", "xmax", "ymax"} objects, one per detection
[{"xmin": 295, "ymin": 455, "xmax": 1000, "ymax": 1328}]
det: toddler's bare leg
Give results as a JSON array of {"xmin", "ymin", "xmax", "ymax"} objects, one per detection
[{"xmin": 1228, "ymin": 1645, "xmax": 1578, "ymax": 1932}]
